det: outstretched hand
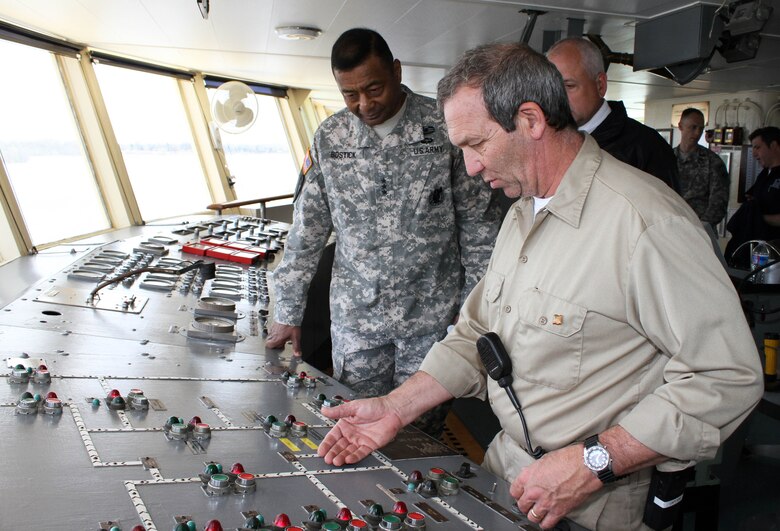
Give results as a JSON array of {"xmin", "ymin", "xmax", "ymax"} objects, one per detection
[{"xmin": 317, "ymin": 397, "xmax": 404, "ymax": 466}]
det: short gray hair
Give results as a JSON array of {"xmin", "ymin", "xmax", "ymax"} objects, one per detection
[
  {"xmin": 546, "ymin": 37, "xmax": 605, "ymax": 78},
  {"xmin": 437, "ymin": 42, "xmax": 575, "ymax": 132}
]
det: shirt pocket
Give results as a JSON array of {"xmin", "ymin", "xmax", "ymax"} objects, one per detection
[
  {"xmin": 483, "ymin": 269, "xmax": 505, "ymax": 327},
  {"xmin": 514, "ymin": 288, "xmax": 586, "ymax": 391}
]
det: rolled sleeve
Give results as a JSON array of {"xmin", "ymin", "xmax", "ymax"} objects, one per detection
[{"xmin": 620, "ymin": 217, "xmax": 763, "ymax": 463}]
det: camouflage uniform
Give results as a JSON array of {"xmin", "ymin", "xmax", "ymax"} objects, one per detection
[
  {"xmin": 674, "ymin": 145, "xmax": 730, "ymax": 226},
  {"xmin": 272, "ymin": 86, "xmax": 500, "ymax": 432}
]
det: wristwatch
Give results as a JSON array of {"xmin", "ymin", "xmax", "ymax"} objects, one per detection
[{"xmin": 583, "ymin": 434, "xmax": 619, "ymax": 484}]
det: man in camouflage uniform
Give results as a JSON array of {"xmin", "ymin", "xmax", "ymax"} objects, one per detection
[
  {"xmin": 266, "ymin": 28, "xmax": 500, "ymax": 435},
  {"xmin": 674, "ymin": 108, "xmax": 730, "ymax": 228}
]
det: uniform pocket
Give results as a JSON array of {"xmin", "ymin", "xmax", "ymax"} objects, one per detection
[
  {"xmin": 514, "ymin": 288, "xmax": 586, "ymax": 390},
  {"xmin": 482, "ymin": 269, "xmax": 505, "ymax": 327}
]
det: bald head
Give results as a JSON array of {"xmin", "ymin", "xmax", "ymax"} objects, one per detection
[{"xmin": 546, "ymin": 38, "xmax": 608, "ymax": 126}]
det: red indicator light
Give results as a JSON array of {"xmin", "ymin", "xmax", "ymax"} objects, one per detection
[
  {"xmin": 284, "ymin": 414, "xmax": 296, "ymax": 424},
  {"xmin": 38, "ymin": 364, "xmax": 48, "ymax": 370},
  {"xmin": 230, "ymin": 462, "xmax": 245, "ymax": 474},
  {"xmin": 298, "ymin": 371, "xmax": 307, "ymax": 378},
  {"xmin": 272, "ymin": 513, "xmax": 291, "ymax": 528},
  {"xmin": 189, "ymin": 416, "xmax": 202, "ymax": 425},
  {"xmin": 108, "ymin": 389, "xmax": 120, "ymax": 399},
  {"xmin": 336, "ymin": 507, "xmax": 352, "ymax": 521},
  {"xmin": 409, "ymin": 470, "xmax": 423, "ymax": 482},
  {"xmin": 392, "ymin": 501, "xmax": 408, "ymax": 515},
  {"xmin": 204, "ymin": 520, "xmax": 223, "ymax": 531},
  {"xmin": 45, "ymin": 392, "xmax": 58, "ymax": 399}
]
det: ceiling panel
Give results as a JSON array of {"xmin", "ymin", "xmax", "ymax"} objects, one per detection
[{"xmin": 0, "ymin": 0, "xmax": 777, "ymax": 113}]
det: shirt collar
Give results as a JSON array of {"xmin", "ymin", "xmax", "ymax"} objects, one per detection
[
  {"xmin": 544, "ymin": 134, "xmax": 602, "ymax": 228},
  {"xmin": 578, "ymin": 99, "xmax": 611, "ymax": 134}
]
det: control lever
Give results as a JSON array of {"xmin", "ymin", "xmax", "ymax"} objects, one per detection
[{"xmin": 477, "ymin": 332, "xmax": 545, "ymax": 459}]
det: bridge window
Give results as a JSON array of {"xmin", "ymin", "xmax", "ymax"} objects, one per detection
[
  {"xmin": 206, "ymin": 87, "xmax": 298, "ymax": 201},
  {"xmin": 94, "ymin": 63, "xmax": 211, "ymax": 221},
  {"xmin": 0, "ymin": 39, "xmax": 110, "ymax": 246}
]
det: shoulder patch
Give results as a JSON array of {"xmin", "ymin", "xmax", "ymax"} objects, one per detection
[{"xmin": 301, "ymin": 148, "xmax": 313, "ymax": 176}]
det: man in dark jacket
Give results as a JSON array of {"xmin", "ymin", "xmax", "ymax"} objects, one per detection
[{"xmin": 546, "ymin": 37, "xmax": 680, "ymax": 193}]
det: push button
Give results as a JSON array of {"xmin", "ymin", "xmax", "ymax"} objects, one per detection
[
  {"xmin": 16, "ymin": 392, "xmax": 38, "ymax": 415},
  {"xmin": 234, "ymin": 472, "xmax": 256, "ymax": 494},
  {"xmin": 379, "ymin": 515, "xmax": 402, "ymax": 530},
  {"xmin": 404, "ymin": 512, "xmax": 427, "ymax": 529}
]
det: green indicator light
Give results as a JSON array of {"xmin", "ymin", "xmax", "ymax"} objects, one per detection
[
  {"xmin": 92, "ymin": 398, "xmax": 101, "ymax": 407},
  {"xmin": 369, "ymin": 503, "xmax": 384, "ymax": 516},
  {"xmin": 308, "ymin": 509, "xmax": 326, "ymax": 523},
  {"xmin": 20, "ymin": 392, "xmax": 33, "ymax": 400},
  {"xmin": 203, "ymin": 463, "xmax": 219, "ymax": 475},
  {"xmin": 186, "ymin": 520, "xmax": 197, "ymax": 531},
  {"xmin": 244, "ymin": 515, "xmax": 263, "ymax": 529},
  {"xmin": 33, "ymin": 394, "xmax": 42, "ymax": 402}
]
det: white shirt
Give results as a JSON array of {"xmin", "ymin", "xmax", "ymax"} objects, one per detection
[{"xmin": 579, "ymin": 99, "xmax": 611, "ymax": 134}]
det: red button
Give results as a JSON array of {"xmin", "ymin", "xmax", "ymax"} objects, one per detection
[
  {"xmin": 408, "ymin": 512, "xmax": 425, "ymax": 520},
  {"xmin": 349, "ymin": 519, "xmax": 368, "ymax": 528}
]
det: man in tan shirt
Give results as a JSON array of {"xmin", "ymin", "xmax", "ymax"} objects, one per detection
[{"xmin": 317, "ymin": 43, "xmax": 763, "ymax": 530}]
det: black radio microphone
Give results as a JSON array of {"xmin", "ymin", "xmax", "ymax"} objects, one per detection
[{"xmin": 477, "ymin": 332, "xmax": 545, "ymax": 459}]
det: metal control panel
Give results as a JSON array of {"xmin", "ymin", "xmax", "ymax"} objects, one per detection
[{"xmin": 0, "ymin": 216, "xmax": 552, "ymax": 531}]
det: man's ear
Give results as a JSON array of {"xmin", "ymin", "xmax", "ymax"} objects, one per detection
[
  {"xmin": 596, "ymin": 72, "xmax": 608, "ymax": 98},
  {"xmin": 393, "ymin": 59, "xmax": 402, "ymax": 83},
  {"xmin": 516, "ymin": 102, "xmax": 546, "ymax": 140}
]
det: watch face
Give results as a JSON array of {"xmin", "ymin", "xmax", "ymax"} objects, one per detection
[{"xmin": 585, "ymin": 446, "xmax": 609, "ymax": 471}]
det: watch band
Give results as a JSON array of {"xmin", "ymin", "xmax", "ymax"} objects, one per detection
[{"xmin": 584, "ymin": 434, "xmax": 621, "ymax": 484}]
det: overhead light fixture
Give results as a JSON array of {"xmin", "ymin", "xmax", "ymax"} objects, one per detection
[{"xmin": 275, "ymin": 26, "xmax": 322, "ymax": 41}]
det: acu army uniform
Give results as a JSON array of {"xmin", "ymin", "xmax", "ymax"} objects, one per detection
[
  {"xmin": 673, "ymin": 144, "xmax": 730, "ymax": 226},
  {"xmin": 272, "ymin": 85, "xmax": 500, "ymax": 404}
]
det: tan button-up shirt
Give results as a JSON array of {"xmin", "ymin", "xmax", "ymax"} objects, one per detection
[{"xmin": 421, "ymin": 134, "xmax": 761, "ymax": 479}]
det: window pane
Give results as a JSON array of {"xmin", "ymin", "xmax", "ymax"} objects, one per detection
[
  {"xmin": 0, "ymin": 40, "xmax": 110, "ymax": 245},
  {"xmin": 95, "ymin": 64, "xmax": 211, "ymax": 221},
  {"xmin": 208, "ymin": 87, "xmax": 298, "ymax": 200}
]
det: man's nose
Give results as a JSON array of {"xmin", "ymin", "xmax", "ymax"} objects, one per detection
[{"xmin": 463, "ymin": 151, "xmax": 484, "ymax": 176}]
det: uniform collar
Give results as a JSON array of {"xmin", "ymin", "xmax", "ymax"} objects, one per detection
[{"xmin": 542, "ymin": 134, "xmax": 601, "ymax": 229}]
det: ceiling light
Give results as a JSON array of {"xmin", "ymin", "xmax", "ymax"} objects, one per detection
[{"xmin": 275, "ymin": 26, "xmax": 322, "ymax": 41}]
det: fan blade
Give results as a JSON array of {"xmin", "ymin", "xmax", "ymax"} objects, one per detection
[
  {"xmin": 234, "ymin": 107, "xmax": 255, "ymax": 128},
  {"xmin": 213, "ymin": 100, "xmax": 235, "ymax": 123}
]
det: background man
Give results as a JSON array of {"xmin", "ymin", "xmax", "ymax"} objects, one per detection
[
  {"xmin": 317, "ymin": 43, "xmax": 762, "ymax": 530},
  {"xmin": 674, "ymin": 107, "xmax": 730, "ymax": 228},
  {"xmin": 546, "ymin": 37, "xmax": 680, "ymax": 192},
  {"xmin": 267, "ymin": 28, "xmax": 500, "ymax": 435},
  {"xmin": 725, "ymin": 126, "xmax": 780, "ymax": 264}
]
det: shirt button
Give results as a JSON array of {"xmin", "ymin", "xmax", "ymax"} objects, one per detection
[
  {"xmin": 539, "ymin": 316, "xmax": 548, "ymax": 325},
  {"xmin": 504, "ymin": 305, "xmax": 512, "ymax": 313},
  {"xmin": 520, "ymin": 255, "xmax": 528, "ymax": 263}
]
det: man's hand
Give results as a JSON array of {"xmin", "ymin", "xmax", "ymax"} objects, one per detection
[
  {"xmin": 265, "ymin": 323, "xmax": 302, "ymax": 357},
  {"xmin": 509, "ymin": 445, "xmax": 601, "ymax": 529},
  {"xmin": 510, "ymin": 426, "xmax": 666, "ymax": 528},
  {"xmin": 318, "ymin": 397, "xmax": 404, "ymax": 466}
]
